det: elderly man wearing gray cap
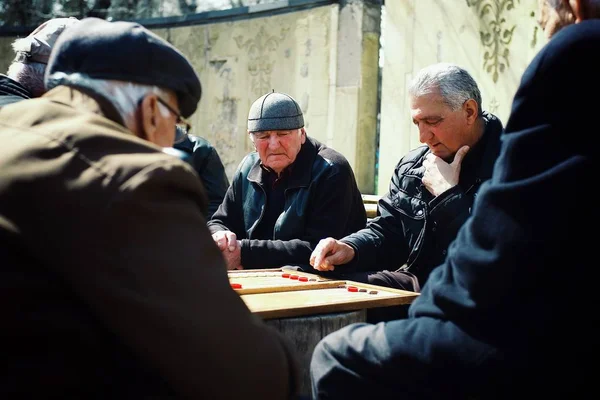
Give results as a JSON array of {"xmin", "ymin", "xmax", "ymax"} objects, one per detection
[
  {"xmin": 207, "ymin": 91, "xmax": 366, "ymax": 270},
  {"xmin": 0, "ymin": 18, "xmax": 298, "ymax": 399},
  {"xmin": 0, "ymin": 17, "xmax": 79, "ymax": 106}
]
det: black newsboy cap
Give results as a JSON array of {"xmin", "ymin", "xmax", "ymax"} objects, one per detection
[{"xmin": 45, "ymin": 17, "xmax": 201, "ymax": 118}]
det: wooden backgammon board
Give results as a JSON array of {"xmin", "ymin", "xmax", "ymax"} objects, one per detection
[{"xmin": 228, "ymin": 268, "xmax": 419, "ymax": 319}]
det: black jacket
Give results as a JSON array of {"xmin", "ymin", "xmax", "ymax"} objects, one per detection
[
  {"xmin": 342, "ymin": 112, "xmax": 503, "ymax": 284},
  {"xmin": 208, "ymin": 136, "xmax": 366, "ymax": 269},
  {"xmin": 174, "ymin": 134, "xmax": 229, "ymax": 218},
  {"xmin": 0, "ymin": 74, "xmax": 32, "ymax": 107}
]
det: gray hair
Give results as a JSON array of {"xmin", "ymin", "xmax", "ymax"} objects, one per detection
[
  {"xmin": 46, "ymin": 72, "xmax": 171, "ymax": 127},
  {"xmin": 6, "ymin": 62, "xmax": 46, "ymax": 97},
  {"xmin": 408, "ymin": 63, "xmax": 483, "ymax": 117}
]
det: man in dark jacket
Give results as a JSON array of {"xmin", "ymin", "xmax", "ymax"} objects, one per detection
[
  {"xmin": 310, "ymin": 63, "xmax": 503, "ymax": 296},
  {"xmin": 0, "ymin": 17, "xmax": 78, "ymax": 106},
  {"xmin": 0, "ymin": 18, "xmax": 298, "ymax": 399},
  {"xmin": 309, "ymin": 0, "xmax": 597, "ymax": 398},
  {"xmin": 208, "ymin": 91, "xmax": 366, "ymax": 270},
  {"xmin": 174, "ymin": 133, "xmax": 230, "ymax": 218}
]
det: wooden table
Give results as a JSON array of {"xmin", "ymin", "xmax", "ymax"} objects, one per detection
[{"xmin": 229, "ymin": 268, "xmax": 419, "ymax": 395}]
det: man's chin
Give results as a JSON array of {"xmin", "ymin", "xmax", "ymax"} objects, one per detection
[
  {"xmin": 267, "ymin": 159, "xmax": 290, "ymax": 167},
  {"xmin": 430, "ymin": 148, "xmax": 449, "ymax": 161},
  {"xmin": 265, "ymin": 161, "xmax": 291, "ymax": 173}
]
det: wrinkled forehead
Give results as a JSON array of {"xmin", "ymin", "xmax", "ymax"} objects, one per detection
[
  {"xmin": 410, "ymin": 92, "xmax": 451, "ymax": 118},
  {"xmin": 254, "ymin": 128, "xmax": 299, "ymax": 134},
  {"xmin": 251, "ymin": 128, "xmax": 304, "ymax": 136}
]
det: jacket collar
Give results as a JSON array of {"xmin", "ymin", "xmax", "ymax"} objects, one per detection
[
  {"xmin": 462, "ymin": 111, "xmax": 503, "ymax": 178},
  {"xmin": 42, "ymin": 85, "xmax": 127, "ymax": 128},
  {"xmin": 247, "ymin": 136, "xmax": 319, "ymax": 188},
  {"xmin": 0, "ymin": 74, "xmax": 32, "ymax": 100}
]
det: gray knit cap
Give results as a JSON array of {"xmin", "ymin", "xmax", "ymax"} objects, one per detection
[{"xmin": 247, "ymin": 91, "xmax": 304, "ymax": 132}]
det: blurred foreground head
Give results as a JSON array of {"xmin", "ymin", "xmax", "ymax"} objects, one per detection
[
  {"xmin": 7, "ymin": 17, "xmax": 79, "ymax": 97},
  {"xmin": 537, "ymin": 0, "xmax": 600, "ymax": 38}
]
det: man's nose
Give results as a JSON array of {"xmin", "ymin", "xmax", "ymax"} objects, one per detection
[
  {"xmin": 268, "ymin": 135, "xmax": 281, "ymax": 147},
  {"xmin": 418, "ymin": 125, "xmax": 432, "ymax": 144}
]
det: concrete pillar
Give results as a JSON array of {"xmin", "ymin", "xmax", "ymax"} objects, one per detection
[{"xmin": 331, "ymin": 0, "xmax": 382, "ymax": 194}]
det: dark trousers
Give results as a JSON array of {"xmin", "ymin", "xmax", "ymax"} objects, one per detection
[{"xmin": 310, "ymin": 322, "xmax": 430, "ymax": 400}]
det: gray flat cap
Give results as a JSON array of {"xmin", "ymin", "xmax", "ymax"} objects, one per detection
[{"xmin": 247, "ymin": 91, "xmax": 304, "ymax": 132}]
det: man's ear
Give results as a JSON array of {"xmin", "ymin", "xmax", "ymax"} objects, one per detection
[
  {"xmin": 463, "ymin": 99, "xmax": 479, "ymax": 124},
  {"xmin": 138, "ymin": 94, "xmax": 159, "ymax": 143},
  {"xmin": 300, "ymin": 127, "xmax": 307, "ymax": 144},
  {"xmin": 248, "ymin": 131, "xmax": 256, "ymax": 150}
]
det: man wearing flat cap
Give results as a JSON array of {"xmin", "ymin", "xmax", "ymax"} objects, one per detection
[
  {"xmin": 0, "ymin": 18, "xmax": 298, "ymax": 399},
  {"xmin": 0, "ymin": 17, "xmax": 79, "ymax": 106},
  {"xmin": 208, "ymin": 91, "xmax": 366, "ymax": 270}
]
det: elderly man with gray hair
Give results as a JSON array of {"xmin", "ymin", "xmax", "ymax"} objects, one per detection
[
  {"xmin": 208, "ymin": 91, "xmax": 366, "ymax": 271},
  {"xmin": 310, "ymin": 63, "xmax": 504, "ymax": 320},
  {"xmin": 0, "ymin": 17, "xmax": 79, "ymax": 106},
  {"xmin": 0, "ymin": 17, "xmax": 298, "ymax": 399}
]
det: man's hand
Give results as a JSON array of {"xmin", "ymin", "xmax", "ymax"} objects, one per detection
[
  {"xmin": 221, "ymin": 241, "xmax": 243, "ymax": 270},
  {"xmin": 422, "ymin": 145, "xmax": 470, "ymax": 197},
  {"xmin": 212, "ymin": 230, "xmax": 238, "ymax": 252},
  {"xmin": 212, "ymin": 230, "xmax": 243, "ymax": 270},
  {"xmin": 310, "ymin": 237, "xmax": 355, "ymax": 272}
]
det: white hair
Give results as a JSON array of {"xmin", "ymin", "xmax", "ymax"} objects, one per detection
[
  {"xmin": 408, "ymin": 62, "xmax": 483, "ymax": 117},
  {"xmin": 45, "ymin": 72, "xmax": 172, "ymax": 127}
]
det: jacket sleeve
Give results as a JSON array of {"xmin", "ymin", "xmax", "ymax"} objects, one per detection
[
  {"xmin": 339, "ymin": 160, "xmax": 412, "ymax": 272},
  {"xmin": 425, "ymin": 183, "xmax": 473, "ymax": 253},
  {"xmin": 240, "ymin": 163, "xmax": 367, "ymax": 269},
  {"xmin": 60, "ymin": 160, "xmax": 298, "ymax": 399}
]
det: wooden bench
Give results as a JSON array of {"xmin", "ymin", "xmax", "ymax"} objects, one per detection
[{"xmin": 362, "ymin": 194, "xmax": 380, "ymax": 219}]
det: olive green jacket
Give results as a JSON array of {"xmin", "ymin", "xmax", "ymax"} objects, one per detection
[{"xmin": 0, "ymin": 86, "xmax": 297, "ymax": 399}]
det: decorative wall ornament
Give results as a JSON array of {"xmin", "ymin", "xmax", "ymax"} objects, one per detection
[
  {"xmin": 488, "ymin": 97, "xmax": 500, "ymax": 114},
  {"xmin": 234, "ymin": 26, "xmax": 289, "ymax": 96},
  {"xmin": 530, "ymin": 11, "xmax": 539, "ymax": 48},
  {"xmin": 466, "ymin": 0, "xmax": 519, "ymax": 83}
]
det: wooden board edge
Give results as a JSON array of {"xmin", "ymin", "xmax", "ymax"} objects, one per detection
[
  {"xmin": 235, "ymin": 280, "xmax": 346, "ymax": 295},
  {"xmin": 254, "ymin": 295, "xmax": 418, "ymax": 319}
]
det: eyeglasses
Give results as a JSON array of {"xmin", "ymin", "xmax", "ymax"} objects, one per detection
[{"xmin": 156, "ymin": 97, "xmax": 192, "ymax": 144}]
